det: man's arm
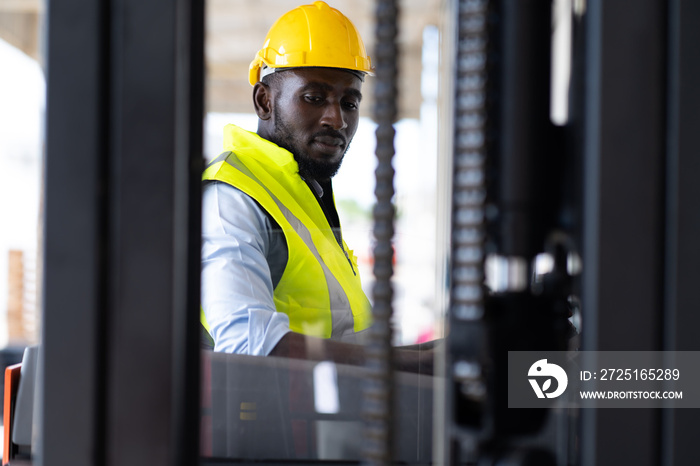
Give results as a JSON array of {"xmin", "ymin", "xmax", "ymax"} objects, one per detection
[
  {"xmin": 201, "ymin": 181, "xmax": 291, "ymax": 355},
  {"xmin": 270, "ymin": 332, "xmax": 438, "ymax": 375}
]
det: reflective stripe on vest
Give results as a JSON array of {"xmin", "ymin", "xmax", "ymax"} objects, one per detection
[{"xmin": 201, "ymin": 125, "xmax": 372, "ymax": 339}]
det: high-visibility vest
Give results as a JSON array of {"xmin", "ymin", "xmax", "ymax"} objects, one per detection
[{"xmin": 201, "ymin": 124, "xmax": 372, "ymax": 339}]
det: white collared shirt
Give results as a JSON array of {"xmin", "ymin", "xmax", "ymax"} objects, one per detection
[{"xmin": 201, "ymin": 181, "xmax": 291, "ymax": 355}]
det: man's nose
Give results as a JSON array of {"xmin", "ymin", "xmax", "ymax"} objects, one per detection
[{"xmin": 320, "ymin": 103, "xmax": 347, "ymax": 130}]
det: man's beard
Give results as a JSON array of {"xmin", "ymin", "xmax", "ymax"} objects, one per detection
[{"xmin": 271, "ymin": 106, "xmax": 348, "ymax": 181}]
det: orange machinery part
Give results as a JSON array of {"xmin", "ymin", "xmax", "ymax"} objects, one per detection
[{"xmin": 3, "ymin": 364, "xmax": 22, "ymax": 465}]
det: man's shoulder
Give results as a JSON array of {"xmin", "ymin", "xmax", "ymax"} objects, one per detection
[
  {"xmin": 203, "ymin": 181, "xmax": 282, "ymax": 235},
  {"xmin": 204, "ymin": 180, "xmax": 264, "ymax": 217}
]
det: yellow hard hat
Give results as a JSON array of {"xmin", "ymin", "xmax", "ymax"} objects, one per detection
[{"xmin": 248, "ymin": 1, "xmax": 374, "ymax": 86}]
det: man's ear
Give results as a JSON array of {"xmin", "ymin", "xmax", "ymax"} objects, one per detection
[{"xmin": 253, "ymin": 82, "xmax": 273, "ymax": 120}]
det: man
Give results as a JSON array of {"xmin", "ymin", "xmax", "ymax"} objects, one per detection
[{"xmin": 201, "ymin": 1, "xmax": 434, "ymax": 371}]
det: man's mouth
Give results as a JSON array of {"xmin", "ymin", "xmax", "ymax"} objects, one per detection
[{"xmin": 313, "ymin": 135, "xmax": 345, "ymax": 148}]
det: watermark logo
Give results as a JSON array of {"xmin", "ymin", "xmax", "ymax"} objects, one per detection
[{"xmin": 528, "ymin": 359, "xmax": 568, "ymax": 399}]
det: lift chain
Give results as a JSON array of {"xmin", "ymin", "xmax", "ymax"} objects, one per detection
[{"xmin": 362, "ymin": 0, "xmax": 399, "ymax": 464}]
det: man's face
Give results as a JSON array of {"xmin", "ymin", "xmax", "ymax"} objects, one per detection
[{"xmin": 266, "ymin": 67, "xmax": 363, "ymax": 181}]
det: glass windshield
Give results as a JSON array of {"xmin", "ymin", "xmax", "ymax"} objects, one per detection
[{"xmin": 200, "ymin": 1, "xmax": 445, "ymax": 462}]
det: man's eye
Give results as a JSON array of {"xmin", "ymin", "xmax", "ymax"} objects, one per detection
[
  {"xmin": 304, "ymin": 95, "xmax": 324, "ymax": 103},
  {"xmin": 343, "ymin": 101, "xmax": 359, "ymax": 110}
]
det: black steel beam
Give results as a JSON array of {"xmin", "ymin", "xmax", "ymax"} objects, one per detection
[
  {"xmin": 41, "ymin": 0, "xmax": 203, "ymax": 465},
  {"xmin": 662, "ymin": 0, "xmax": 700, "ymax": 464},
  {"xmin": 103, "ymin": 0, "xmax": 203, "ymax": 465},
  {"xmin": 580, "ymin": 0, "xmax": 666, "ymax": 465},
  {"xmin": 42, "ymin": 0, "xmax": 110, "ymax": 463}
]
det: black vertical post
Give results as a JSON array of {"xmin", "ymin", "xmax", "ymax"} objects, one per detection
[
  {"xmin": 41, "ymin": 0, "xmax": 110, "ymax": 463},
  {"xmin": 41, "ymin": 0, "xmax": 203, "ymax": 464},
  {"xmin": 662, "ymin": 0, "xmax": 700, "ymax": 464},
  {"xmin": 172, "ymin": 0, "xmax": 205, "ymax": 464},
  {"xmin": 580, "ymin": 0, "xmax": 666, "ymax": 465}
]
